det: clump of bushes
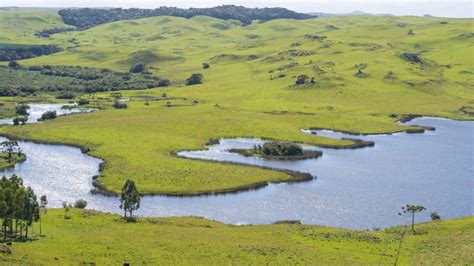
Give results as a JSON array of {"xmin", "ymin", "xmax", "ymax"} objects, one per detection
[
  {"xmin": 202, "ymin": 63, "xmax": 210, "ymax": 69},
  {"xmin": 15, "ymin": 104, "xmax": 29, "ymax": 115},
  {"xmin": 355, "ymin": 69, "xmax": 369, "ymax": 78},
  {"xmin": 0, "ymin": 44, "xmax": 62, "ymax": 61},
  {"xmin": 295, "ymin": 75, "xmax": 315, "ymax": 85},
  {"xmin": 73, "ymin": 199, "xmax": 88, "ymax": 209},
  {"xmin": 186, "ymin": 73, "xmax": 204, "ymax": 86},
  {"xmin": 13, "ymin": 116, "xmax": 27, "ymax": 125},
  {"xmin": 38, "ymin": 111, "xmax": 57, "ymax": 121},
  {"xmin": 0, "ymin": 64, "xmax": 170, "ymax": 97},
  {"xmin": 113, "ymin": 100, "xmax": 128, "ymax": 109},
  {"xmin": 129, "ymin": 62, "xmax": 146, "ymax": 73},
  {"xmin": 401, "ymin": 53, "xmax": 423, "ymax": 64},
  {"xmin": 430, "ymin": 211, "xmax": 441, "ymax": 221},
  {"xmin": 56, "ymin": 92, "xmax": 76, "ymax": 99},
  {"xmin": 8, "ymin": 60, "xmax": 19, "ymax": 68},
  {"xmin": 255, "ymin": 141, "xmax": 303, "ymax": 156},
  {"xmin": 78, "ymin": 98, "xmax": 90, "ymax": 105}
]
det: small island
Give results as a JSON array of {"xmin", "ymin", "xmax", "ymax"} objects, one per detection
[
  {"xmin": 229, "ymin": 141, "xmax": 322, "ymax": 160},
  {"xmin": 0, "ymin": 140, "xmax": 26, "ymax": 170}
]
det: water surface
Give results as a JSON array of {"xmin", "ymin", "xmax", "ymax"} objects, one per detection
[
  {"xmin": 0, "ymin": 103, "xmax": 94, "ymax": 125},
  {"xmin": 0, "ymin": 117, "xmax": 472, "ymax": 229}
]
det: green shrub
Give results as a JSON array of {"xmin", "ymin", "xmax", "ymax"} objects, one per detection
[
  {"xmin": 295, "ymin": 75, "xmax": 309, "ymax": 85},
  {"xmin": 56, "ymin": 92, "xmax": 76, "ymax": 99},
  {"xmin": 78, "ymin": 99, "xmax": 90, "ymax": 105},
  {"xmin": 38, "ymin": 111, "xmax": 57, "ymax": 121},
  {"xmin": 8, "ymin": 60, "xmax": 19, "ymax": 68},
  {"xmin": 113, "ymin": 100, "xmax": 128, "ymax": 109},
  {"xmin": 255, "ymin": 141, "xmax": 303, "ymax": 156},
  {"xmin": 13, "ymin": 116, "xmax": 27, "ymax": 125},
  {"xmin": 73, "ymin": 199, "xmax": 88, "ymax": 209},
  {"xmin": 186, "ymin": 73, "xmax": 204, "ymax": 86},
  {"xmin": 15, "ymin": 104, "xmax": 29, "ymax": 116},
  {"xmin": 430, "ymin": 211, "xmax": 441, "ymax": 221},
  {"xmin": 130, "ymin": 62, "xmax": 146, "ymax": 73}
]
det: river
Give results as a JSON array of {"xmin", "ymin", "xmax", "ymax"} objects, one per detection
[{"xmin": 0, "ymin": 105, "xmax": 472, "ymax": 229}]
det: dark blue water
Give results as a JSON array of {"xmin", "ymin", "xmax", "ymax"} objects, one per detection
[{"xmin": 0, "ymin": 116, "xmax": 472, "ymax": 229}]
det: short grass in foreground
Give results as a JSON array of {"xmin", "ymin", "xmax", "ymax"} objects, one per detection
[{"xmin": 0, "ymin": 209, "xmax": 472, "ymax": 264}]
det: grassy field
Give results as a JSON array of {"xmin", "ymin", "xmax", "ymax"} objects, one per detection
[
  {"xmin": 0, "ymin": 209, "xmax": 472, "ymax": 264},
  {"xmin": 0, "ymin": 9, "xmax": 472, "ymax": 194}
]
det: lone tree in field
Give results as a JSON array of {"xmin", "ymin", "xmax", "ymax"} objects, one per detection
[
  {"xmin": 295, "ymin": 75, "xmax": 309, "ymax": 85},
  {"xmin": 399, "ymin": 204, "xmax": 426, "ymax": 232},
  {"xmin": 119, "ymin": 179, "xmax": 140, "ymax": 221},
  {"xmin": 186, "ymin": 73, "xmax": 204, "ymax": 86},
  {"xmin": 39, "ymin": 195, "xmax": 48, "ymax": 235}
]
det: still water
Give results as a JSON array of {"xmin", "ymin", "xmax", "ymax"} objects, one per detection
[{"xmin": 0, "ymin": 114, "xmax": 472, "ymax": 229}]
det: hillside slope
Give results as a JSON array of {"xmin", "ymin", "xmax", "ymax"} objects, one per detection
[{"xmin": 0, "ymin": 9, "xmax": 472, "ymax": 194}]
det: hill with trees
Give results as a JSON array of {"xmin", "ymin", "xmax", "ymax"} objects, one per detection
[{"xmin": 58, "ymin": 5, "xmax": 315, "ymax": 29}]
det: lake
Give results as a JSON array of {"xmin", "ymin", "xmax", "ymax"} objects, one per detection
[{"xmin": 0, "ymin": 113, "xmax": 472, "ymax": 229}]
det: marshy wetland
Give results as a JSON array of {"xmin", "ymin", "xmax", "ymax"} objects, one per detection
[
  {"xmin": 0, "ymin": 6, "xmax": 472, "ymax": 264},
  {"xmin": 1, "ymin": 110, "xmax": 471, "ymax": 229}
]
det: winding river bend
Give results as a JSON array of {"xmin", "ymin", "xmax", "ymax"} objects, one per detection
[{"xmin": 0, "ymin": 105, "xmax": 472, "ymax": 229}]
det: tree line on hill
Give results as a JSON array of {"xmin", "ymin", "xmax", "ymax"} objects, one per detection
[
  {"xmin": 0, "ymin": 63, "xmax": 170, "ymax": 97},
  {"xmin": 58, "ymin": 5, "xmax": 315, "ymax": 29},
  {"xmin": 0, "ymin": 44, "xmax": 62, "ymax": 61}
]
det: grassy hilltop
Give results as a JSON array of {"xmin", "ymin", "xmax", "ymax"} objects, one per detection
[
  {"xmin": 0, "ymin": 209, "xmax": 472, "ymax": 264},
  {"xmin": 0, "ymin": 8, "xmax": 472, "ymax": 195}
]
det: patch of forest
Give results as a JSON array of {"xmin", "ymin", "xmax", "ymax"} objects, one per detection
[
  {"xmin": 0, "ymin": 44, "xmax": 62, "ymax": 61},
  {"xmin": 58, "ymin": 5, "xmax": 316, "ymax": 29},
  {"xmin": 0, "ymin": 64, "xmax": 170, "ymax": 97}
]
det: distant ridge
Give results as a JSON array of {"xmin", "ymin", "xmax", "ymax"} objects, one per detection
[
  {"xmin": 58, "ymin": 5, "xmax": 316, "ymax": 29},
  {"xmin": 308, "ymin": 11, "xmax": 393, "ymax": 17}
]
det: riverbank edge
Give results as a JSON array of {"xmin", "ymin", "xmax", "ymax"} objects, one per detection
[
  {"xmin": 308, "ymin": 114, "xmax": 439, "ymax": 136},
  {"xmin": 0, "ymin": 153, "xmax": 26, "ymax": 171}
]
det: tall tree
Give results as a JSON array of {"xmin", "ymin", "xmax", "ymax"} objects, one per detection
[
  {"xmin": 399, "ymin": 204, "xmax": 426, "ymax": 231},
  {"xmin": 119, "ymin": 179, "xmax": 140, "ymax": 221},
  {"xmin": 39, "ymin": 195, "xmax": 48, "ymax": 235}
]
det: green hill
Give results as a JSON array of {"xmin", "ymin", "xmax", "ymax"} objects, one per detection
[
  {"xmin": 0, "ymin": 9, "xmax": 472, "ymax": 195},
  {"xmin": 0, "ymin": 8, "xmax": 472, "ymax": 265}
]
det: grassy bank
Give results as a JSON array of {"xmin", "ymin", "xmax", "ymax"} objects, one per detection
[
  {"xmin": 0, "ymin": 9, "xmax": 472, "ymax": 194},
  {"xmin": 0, "ymin": 153, "xmax": 26, "ymax": 170},
  {"xmin": 0, "ymin": 209, "xmax": 472, "ymax": 264}
]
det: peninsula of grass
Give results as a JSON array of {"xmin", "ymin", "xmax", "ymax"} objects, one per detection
[
  {"xmin": 228, "ymin": 141, "xmax": 322, "ymax": 160},
  {"xmin": 0, "ymin": 209, "xmax": 472, "ymax": 265},
  {"xmin": 0, "ymin": 153, "xmax": 26, "ymax": 170},
  {"xmin": 0, "ymin": 9, "xmax": 472, "ymax": 195}
]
